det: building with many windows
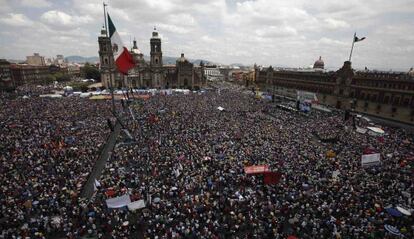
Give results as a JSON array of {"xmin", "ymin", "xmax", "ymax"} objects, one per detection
[
  {"xmin": 255, "ymin": 60, "xmax": 414, "ymax": 124},
  {"xmin": 0, "ymin": 59, "xmax": 13, "ymax": 90},
  {"xmin": 98, "ymin": 27, "xmax": 206, "ymax": 89},
  {"xmin": 26, "ymin": 53, "xmax": 46, "ymax": 66},
  {"xmin": 9, "ymin": 64, "xmax": 51, "ymax": 86}
]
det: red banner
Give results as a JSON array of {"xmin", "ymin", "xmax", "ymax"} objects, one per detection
[
  {"xmin": 263, "ymin": 172, "xmax": 282, "ymax": 185},
  {"xmin": 244, "ymin": 165, "xmax": 270, "ymax": 175}
]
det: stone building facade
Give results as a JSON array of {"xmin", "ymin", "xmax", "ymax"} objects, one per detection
[
  {"xmin": 255, "ymin": 60, "xmax": 414, "ymax": 124},
  {"xmin": 9, "ymin": 64, "xmax": 51, "ymax": 86},
  {"xmin": 98, "ymin": 28, "xmax": 206, "ymax": 89},
  {"xmin": 26, "ymin": 53, "xmax": 46, "ymax": 66},
  {"xmin": 0, "ymin": 59, "xmax": 13, "ymax": 90}
]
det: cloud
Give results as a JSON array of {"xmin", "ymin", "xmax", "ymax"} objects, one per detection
[
  {"xmin": 201, "ymin": 35, "xmax": 217, "ymax": 43},
  {"xmin": 323, "ymin": 18, "xmax": 350, "ymax": 30},
  {"xmin": 20, "ymin": 0, "xmax": 51, "ymax": 8},
  {"xmin": 40, "ymin": 10, "xmax": 93, "ymax": 28},
  {"xmin": 0, "ymin": 0, "xmax": 413, "ymax": 70},
  {"xmin": 0, "ymin": 13, "xmax": 33, "ymax": 27},
  {"xmin": 256, "ymin": 26, "xmax": 298, "ymax": 38}
]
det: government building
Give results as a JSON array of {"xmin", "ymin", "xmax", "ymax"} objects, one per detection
[
  {"xmin": 253, "ymin": 58, "xmax": 414, "ymax": 124},
  {"xmin": 98, "ymin": 27, "xmax": 206, "ymax": 90}
]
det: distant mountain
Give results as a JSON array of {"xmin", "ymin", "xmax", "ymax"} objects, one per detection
[
  {"xmin": 230, "ymin": 63, "xmax": 246, "ymax": 67},
  {"xmin": 65, "ymin": 55, "xmax": 213, "ymax": 65},
  {"xmin": 143, "ymin": 55, "xmax": 213, "ymax": 65},
  {"xmin": 65, "ymin": 56, "xmax": 99, "ymax": 63}
]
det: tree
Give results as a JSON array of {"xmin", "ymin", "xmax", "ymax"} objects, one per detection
[
  {"xmin": 69, "ymin": 82, "xmax": 89, "ymax": 92},
  {"xmin": 81, "ymin": 63, "xmax": 101, "ymax": 81},
  {"xmin": 43, "ymin": 75, "xmax": 56, "ymax": 84},
  {"xmin": 53, "ymin": 72, "xmax": 71, "ymax": 82}
]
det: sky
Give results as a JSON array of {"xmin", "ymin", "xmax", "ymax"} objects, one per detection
[{"xmin": 0, "ymin": 0, "xmax": 413, "ymax": 70}]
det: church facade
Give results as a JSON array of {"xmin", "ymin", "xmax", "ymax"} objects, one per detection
[{"xmin": 98, "ymin": 28, "xmax": 206, "ymax": 90}]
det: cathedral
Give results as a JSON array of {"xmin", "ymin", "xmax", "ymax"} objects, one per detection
[{"xmin": 98, "ymin": 27, "xmax": 206, "ymax": 90}]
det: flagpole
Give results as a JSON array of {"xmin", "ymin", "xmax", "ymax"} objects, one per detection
[
  {"xmin": 104, "ymin": 3, "xmax": 116, "ymax": 112},
  {"xmin": 348, "ymin": 32, "xmax": 356, "ymax": 62},
  {"xmin": 103, "ymin": 2, "xmax": 108, "ymax": 37}
]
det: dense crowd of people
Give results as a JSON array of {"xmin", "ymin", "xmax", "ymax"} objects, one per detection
[
  {"xmin": 88, "ymin": 88, "xmax": 412, "ymax": 238},
  {"xmin": 0, "ymin": 87, "xmax": 113, "ymax": 238},
  {"xmin": 1, "ymin": 84, "xmax": 413, "ymax": 238}
]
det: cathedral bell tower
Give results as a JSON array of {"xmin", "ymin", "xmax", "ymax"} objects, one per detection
[
  {"xmin": 98, "ymin": 25, "xmax": 115, "ymax": 88},
  {"xmin": 150, "ymin": 27, "xmax": 163, "ymax": 67}
]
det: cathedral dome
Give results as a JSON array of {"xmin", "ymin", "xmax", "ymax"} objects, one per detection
[
  {"xmin": 408, "ymin": 67, "xmax": 414, "ymax": 77},
  {"xmin": 313, "ymin": 56, "xmax": 324, "ymax": 69},
  {"xmin": 132, "ymin": 48, "xmax": 141, "ymax": 54},
  {"xmin": 131, "ymin": 38, "xmax": 142, "ymax": 54},
  {"xmin": 177, "ymin": 53, "xmax": 188, "ymax": 63}
]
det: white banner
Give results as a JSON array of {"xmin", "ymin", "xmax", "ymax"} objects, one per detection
[
  {"xmin": 106, "ymin": 194, "xmax": 131, "ymax": 208},
  {"xmin": 127, "ymin": 199, "xmax": 146, "ymax": 211},
  {"xmin": 361, "ymin": 153, "xmax": 381, "ymax": 167},
  {"xmin": 356, "ymin": 127, "xmax": 367, "ymax": 134}
]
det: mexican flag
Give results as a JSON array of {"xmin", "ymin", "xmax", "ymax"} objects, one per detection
[{"xmin": 108, "ymin": 14, "xmax": 135, "ymax": 74}]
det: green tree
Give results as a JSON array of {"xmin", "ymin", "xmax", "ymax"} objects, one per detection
[
  {"xmin": 69, "ymin": 82, "xmax": 90, "ymax": 92},
  {"xmin": 43, "ymin": 75, "xmax": 56, "ymax": 84},
  {"xmin": 81, "ymin": 62, "xmax": 101, "ymax": 81},
  {"xmin": 53, "ymin": 72, "xmax": 71, "ymax": 82}
]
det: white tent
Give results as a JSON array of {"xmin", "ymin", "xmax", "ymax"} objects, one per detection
[
  {"xmin": 217, "ymin": 106, "xmax": 224, "ymax": 111},
  {"xmin": 39, "ymin": 94, "xmax": 63, "ymax": 98}
]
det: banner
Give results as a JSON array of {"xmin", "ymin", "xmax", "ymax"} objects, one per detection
[
  {"xmin": 244, "ymin": 165, "xmax": 270, "ymax": 175},
  {"xmin": 127, "ymin": 199, "xmax": 146, "ymax": 211},
  {"xmin": 356, "ymin": 127, "xmax": 367, "ymax": 134},
  {"xmin": 106, "ymin": 194, "xmax": 131, "ymax": 209},
  {"xmin": 263, "ymin": 172, "xmax": 282, "ymax": 185},
  {"xmin": 361, "ymin": 153, "xmax": 381, "ymax": 167}
]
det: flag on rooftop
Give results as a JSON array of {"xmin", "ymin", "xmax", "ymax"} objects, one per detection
[
  {"xmin": 108, "ymin": 14, "xmax": 135, "ymax": 74},
  {"xmin": 354, "ymin": 35, "xmax": 366, "ymax": 42}
]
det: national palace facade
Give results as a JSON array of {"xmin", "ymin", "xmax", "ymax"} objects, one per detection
[{"xmin": 254, "ymin": 60, "xmax": 414, "ymax": 124}]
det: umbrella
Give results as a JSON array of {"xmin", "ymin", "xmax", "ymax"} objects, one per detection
[
  {"xmin": 396, "ymin": 206, "xmax": 412, "ymax": 216},
  {"xmin": 386, "ymin": 208, "xmax": 402, "ymax": 217},
  {"xmin": 153, "ymin": 197, "xmax": 161, "ymax": 203},
  {"xmin": 384, "ymin": 224, "xmax": 402, "ymax": 236}
]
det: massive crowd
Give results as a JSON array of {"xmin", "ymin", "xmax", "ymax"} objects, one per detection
[
  {"xmin": 90, "ymin": 88, "xmax": 412, "ymax": 238},
  {"xmin": 1, "ymin": 85, "xmax": 413, "ymax": 238},
  {"xmin": 0, "ymin": 87, "xmax": 114, "ymax": 238}
]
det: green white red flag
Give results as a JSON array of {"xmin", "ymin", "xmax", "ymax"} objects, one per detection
[{"xmin": 108, "ymin": 14, "xmax": 135, "ymax": 74}]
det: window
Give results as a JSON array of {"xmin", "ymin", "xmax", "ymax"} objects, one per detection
[
  {"xmin": 384, "ymin": 96, "xmax": 389, "ymax": 104},
  {"xmin": 392, "ymin": 107, "xmax": 397, "ymax": 113},
  {"xmin": 403, "ymin": 98, "xmax": 409, "ymax": 106},
  {"xmin": 393, "ymin": 97, "xmax": 400, "ymax": 105}
]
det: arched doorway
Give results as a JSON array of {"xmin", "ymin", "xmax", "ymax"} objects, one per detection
[{"xmin": 184, "ymin": 78, "xmax": 188, "ymax": 88}]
